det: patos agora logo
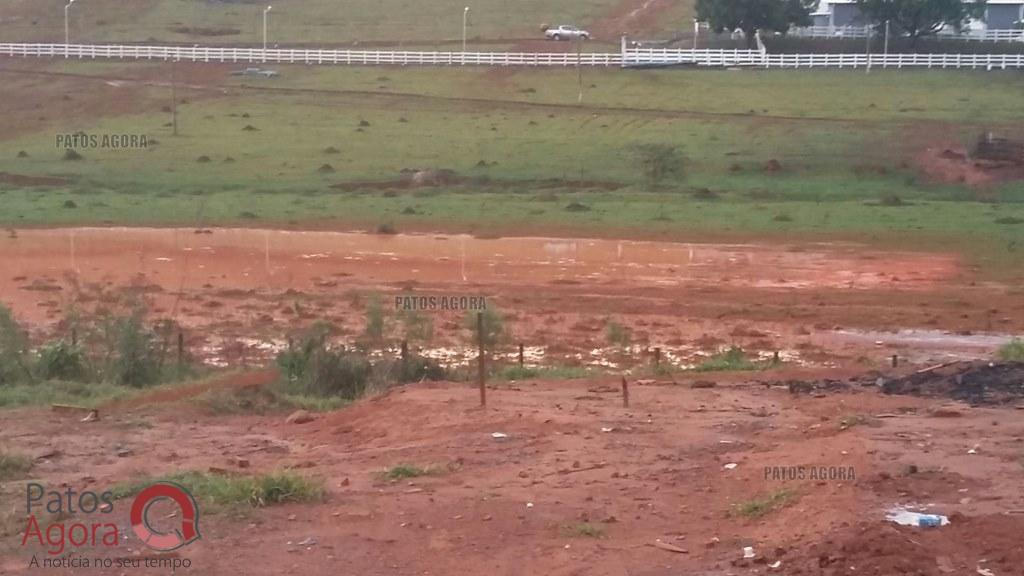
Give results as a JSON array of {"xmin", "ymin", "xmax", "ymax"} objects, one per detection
[{"xmin": 21, "ymin": 480, "xmax": 201, "ymax": 557}]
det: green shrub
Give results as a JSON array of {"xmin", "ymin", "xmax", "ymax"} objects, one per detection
[
  {"xmin": 105, "ymin": 314, "xmax": 160, "ymax": 387},
  {"xmin": 0, "ymin": 305, "xmax": 32, "ymax": 385},
  {"xmin": 363, "ymin": 296, "xmax": 387, "ymax": 343},
  {"xmin": 606, "ymin": 320, "xmax": 631, "ymax": 348},
  {"xmin": 36, "ymin": 340, "xmax": 87, "ymax": 381},
  {"xmin": 465, "ymin": 308, "xmax": 505, "ymax": 349}
]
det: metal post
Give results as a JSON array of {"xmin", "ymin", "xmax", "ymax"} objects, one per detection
[
  {"xmin": 518, "ymin": 343, "xmax": 524, "ymax": 367},
  {"xmin": 477, "ymin": 312, "xmax": 486, "ymax": 407},
  {"xmin": 891, "ymin": 354, "xmax": 898, "ymax": 368},
  {"xmin": 177, "ymin": 332, "xmax": 185, "ymax": 366},
  {"xmin": 653, "ymin": 347, "xmax": 661, "ymax": 368},
  {"xmin": 462, "ymin": 7, "xmax": 469, "ymax": 53},
  {"xmin": 621, "ymin": 376, "xmax": 629, "ymax": 408},
  {"xmin": 693, "ymin": 19, "xmax": 699, "ymax": 51}
]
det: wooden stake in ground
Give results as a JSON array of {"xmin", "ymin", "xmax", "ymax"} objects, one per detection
[
  {"xmin": 518, "ymin": 343, "xmax": 525, "ymax": 367},
  {"xmin": 477, "ymin": 312, "xmax": 486, "ymax": 407},
  {"xmin": 621, "ymin": 376, "xmax": 629, "ymax": 408}
]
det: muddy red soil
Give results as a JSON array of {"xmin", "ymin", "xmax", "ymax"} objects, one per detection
[
  {"xmin": 2, "ymin": 371, "xmax": 1023, "ymax": 575},
  {"xmin": 0, "ymin": 227, "xmax": 1021, "ymax": 370}
]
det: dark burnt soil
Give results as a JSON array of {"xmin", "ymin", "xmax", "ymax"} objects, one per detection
[
  {"xmin": 880, "ymin": 361, "xmax": 1024, "ymax": 406},
  {"xmin": 776, "ymin": 361, "xmax": 1024, "ymax": 406}
]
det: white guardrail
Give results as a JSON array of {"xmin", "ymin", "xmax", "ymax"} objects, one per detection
[{"xmin": 2, "ymin": 43, "xmax": 1024, "ymax": 70}]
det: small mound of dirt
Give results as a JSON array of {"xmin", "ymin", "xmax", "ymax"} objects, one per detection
[
  {"xmin": 16, "ymin": 150, "xmax": 29, "ymax": 158},
  {"xmin": 0, "ymin": 172, "xmax": 74, "ymax": 187},
  {"xmin": 317, "ymin": 163, "xmax": 336, "ymax": 174},
  {"xmin": 196, "ymin": 155, "xmax": 211, "ymax": 163},
  {"xmin": 764, "ymin": 159, "xmax": 782, "ymax": 172},
  {"xmin": 323, "ymin": 146, "xmax": 340, "ymax": 154},
  {"xmin": 565, "ymin": 201, "xmax": 591, "ymax": 212},
  {"xmin": 63, "ymin": 149, "xmax": 84, "ymax": 161},
  {"xmin": 782, "ymin": 514, "xmax": 1024, "ymax": 576},
  {"xmin": 242, "ymin": 125, "xmax": 259, "ymax": 132}
]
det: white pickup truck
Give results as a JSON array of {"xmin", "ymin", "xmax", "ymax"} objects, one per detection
[{"xmin": 544, "ymin": 25, "xmax": 591, "ymax": 41}]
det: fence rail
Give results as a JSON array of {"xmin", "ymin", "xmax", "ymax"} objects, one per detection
[
  {"xmin": 627, "ymin": 48, "xmax": 1024, "ymax": 69},
  {"xmin": 0, "ymin": 43, "xmax": 623, "ymax": 66},
  {"xmin": 2, "ymin": 42, "xmax": 1024, "ymax": 70}
]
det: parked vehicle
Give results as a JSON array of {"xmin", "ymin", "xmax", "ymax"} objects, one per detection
[
  {"xmin": 228, "ymin": 67, "xmax": 280, "ymax": 78},
  {"xmin": 544, "ymin": 25, "xmax": 590, "ymax": 41}
]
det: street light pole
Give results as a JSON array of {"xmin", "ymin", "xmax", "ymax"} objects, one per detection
[
  {"xmin": 64, "ymin": 0, "xmax": 76, "ymax": 57},
  {"xmin": 884, "ymin": 19, "xmax": 890, "ymax": 57},
  {"xmin": 263, "ymin": 5, "xmax": 272, "ymax": 56},
  {"xmin": 462, "ymin": 7, "xmax": 470, "ymax": 52},
  {"xmin": 693, "ymin": 19, "xmax": 699, "ymax": 51}
]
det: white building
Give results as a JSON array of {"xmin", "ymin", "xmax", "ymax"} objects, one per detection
[{"xmin": 810, "ymin": 0, "xmax": 1023, "ymax": 32}]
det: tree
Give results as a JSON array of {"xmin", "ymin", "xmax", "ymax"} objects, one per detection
[
  {"xmin": 856, "ymin": 0, "xmax": 986, "ymax": 43},
  {"xmin": 696, "ymin": 0, "xmax": 818, "ymax": 47}
]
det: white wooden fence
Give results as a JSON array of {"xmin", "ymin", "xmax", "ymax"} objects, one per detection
[
  {"xmin": 0, "ymin": 43, "xmax": 623, "ymax": 67},
  {"xmin": 628, "ymin": 47, "xmax": 1024, "ymax": 69},
  {"xmin": 2, "ymin": 42, "xmax": 1024, "ymax": 70}
]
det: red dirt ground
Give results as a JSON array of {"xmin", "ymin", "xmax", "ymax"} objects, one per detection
[{"xmin": 2, "ymin": 370, "xmax": 1023, "ymax": 575}]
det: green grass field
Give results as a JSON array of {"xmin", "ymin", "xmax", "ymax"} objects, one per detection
[
  {"xmin": 1, "ymin": 61, "xmax": 1023, "ymax": 274},
  {"xmin": 4, "ymin": 0, "xmax": 641, "ymax": 45}
]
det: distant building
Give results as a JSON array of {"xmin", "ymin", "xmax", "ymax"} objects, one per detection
[{"xmin": 810, "ymin": 0, "xmax": 1024, "ymax": 31}]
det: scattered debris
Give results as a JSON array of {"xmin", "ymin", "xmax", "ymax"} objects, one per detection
[
  {"xmin": 651, "ymin": 540, "xmax": 689, "ymax": 554},
  {"xmin": 491, "ymin": 432, "xmax": 509, "ymax": 439},
  {"xmin": 286, "ymin": 410, "xmax": 316, "ymax": 425},
  {"xmin": 742, "ymin": 546, "xmax": 756, "ymax": 559},
  {"xmin": 886, "ymin": 507, "xmax": 950, "ymax": 527}
]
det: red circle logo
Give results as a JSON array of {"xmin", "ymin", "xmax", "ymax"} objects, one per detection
[{"xmin": 129, "ymin": 482, "xmax": 201, "ymax": 551}]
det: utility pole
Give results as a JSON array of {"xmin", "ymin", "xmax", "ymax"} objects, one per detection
[
  {"xmin": 64, "ymin": 0, "xmax": 76, "ymax": 58},
  {"xmin": 263, "ymin": 5, "xmax": 272, "ymax": 59},
  {"xmin": 462, "ymin": 6, "xmax": 470, "ymax": 52},
  {"xmin": 171, "ymin": 59, "xmax": 179, "ymax": 136}
]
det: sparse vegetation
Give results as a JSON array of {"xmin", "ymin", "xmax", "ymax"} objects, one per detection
[
  {"xmin": 733, "ymin": 488, "xmax": 797, "ymax": 518},
  {"xmin": 997, "ymin": 339, "xmax": 1024, "ymax": 362},
  {"xmin": 606, "ymin": 320, "xmax": 632, "ymax": 348},
  {"xmin": 112, "ymin": 471, "xmax": 324, "ymax": 511},
  {"xmin": 694, "ymin": 346, "xmax": 762, "ymax": 372},
  {"xmin": 562, "ymin": 522, "xmax": 605, "ymax": 538},
  {"xmin": 380, "ymin": 464, "xmax": 440, "ymax": 480},
  {"xmin": 496, "ymin": 364, "xmax": 592, "ymax": 381},
  {"xmin": 0, "ymin": 450, "xmax": 33, "ymax": 481}
]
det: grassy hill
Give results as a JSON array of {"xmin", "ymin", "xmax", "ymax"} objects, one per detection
[{"xmin": 1, "ymin": 0, "xmax": 694, "ymax": 46}]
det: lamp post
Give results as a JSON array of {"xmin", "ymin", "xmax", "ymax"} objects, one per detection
[
  {"xmin": 693, "ymin": 19, "xmax": 699, "ymax": 51},
  {"xmin": 263, "ymin": 5, "xmax": 272, "ymax": 55},
  {"xmin": 462, "ymin": 6, "xmax": 470, "ymax": 52},
  {"xmin": 64, "ymin": 0, "xmax": 76, "ymax": 57}
]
